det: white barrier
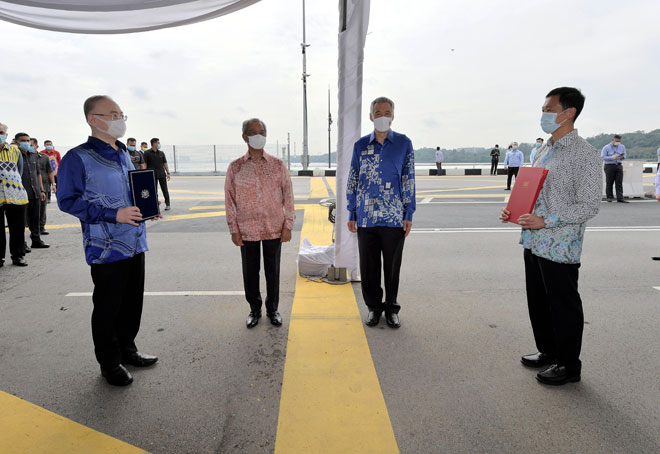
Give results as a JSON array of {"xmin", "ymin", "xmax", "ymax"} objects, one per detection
[{"xmin": 602, "ymin": 161, "xmax": 645, "ymax": 198}]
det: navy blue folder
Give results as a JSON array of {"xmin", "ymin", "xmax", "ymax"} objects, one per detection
[{"xmin": 128, "ymin": 169, "xmax": 160, "ymax": 221}]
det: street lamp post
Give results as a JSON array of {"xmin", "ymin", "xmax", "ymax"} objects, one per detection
[{"xmin": 301, "ymin": 0, "xmax": 310, "ymax": 171}]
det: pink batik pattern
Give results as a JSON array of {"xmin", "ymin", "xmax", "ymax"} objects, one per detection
[{"xmin": 224, "ymin": 152, "xmax": 295, "ymax": 241}]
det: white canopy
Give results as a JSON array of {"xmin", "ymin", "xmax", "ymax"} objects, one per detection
[
  {"xmin": 0, "ymin": 0, "xmax": 366, "ymax": 276},
  {"xmin": 0, "ymin": 0, "xmax": 260, "ymax": 34}
]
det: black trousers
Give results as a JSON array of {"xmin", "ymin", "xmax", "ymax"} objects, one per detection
[
  {"xmin": 24, "ymin": 197, "xmax": 41, "ymax": 242},
  {"xmin": 506, "ymin": 166, "xmax": 520, "ymax": 189},
  {"xmin": 240, "ymin": 238, "xmax": 282, "ymax": 313},
  {"xmin": 604, "ymin": 164, "xmax": 624, "ymax": 200},
  {"xmin": 435, "ymin": 162, "xmax": 442, "ymax": 174},
  {"xmin": 491, "ymin": 158, "xmax": 499, "ymax": 175},
  {"xmin": 90, "ymin": 253, "xmax": 145, "ymax": 368},
  {"xmin": 40, "ymin": 192, "xmax": 49, "ymax": 230},
  {"xmin": 524, "ymin": 249, "xmax": 583, "ymax": 373},
  {"xmin": 0, "ymin": 204, "xmax": 26, "ymax": 261},
  {"xmin": 357, "ymin": 226, "xmax": 406, "ymax": 315},
  {"xmin": 157, "ymin": 176, "xmax": 170, "ymax": 206}
]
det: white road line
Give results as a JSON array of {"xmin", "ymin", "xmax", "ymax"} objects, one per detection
[
  {"xmin": 411, "ymin": 226, "xmax": 660, "ymax": 234},
  {"xmin": 66, "ymin": 291, "xmax": 244, "ymax": 297},
  {"xmin": 421, "ymin": 197, "xmax": 433, "ymax": 204},
  {"xmin": 653, "ymin": 287, "xmax": 660, "ymax": 291}
]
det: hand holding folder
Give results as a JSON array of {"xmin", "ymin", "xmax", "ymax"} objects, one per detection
[
  {"xmin": 503, "ymin": 167, "xmax": 548, "ymax": 225},
  {"xmin": 128, "ymin": 169, "xmax": 161, "ymax": 222}
]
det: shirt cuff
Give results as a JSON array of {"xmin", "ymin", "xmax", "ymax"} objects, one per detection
[
  {"xmin": 349, "ymin": 211, "xmax": 357, "ymax": 222},
  {"xmin": 102, "ymin": 208, "xmax": 118, "ymax": 224},
  {"xmin": 404, "ymin": 210, "xmax": 414, "ymax": 222},
  {"xmin": 228, "ymin": 223, "xmax": 239, "ymax": 235},
  {"xmin": 283, "ymin": 219, "xmax": 294, "ymax": 231},
  {"xmin": 544, "ymin": 213, "xmax": 559, "ymax": 229}
]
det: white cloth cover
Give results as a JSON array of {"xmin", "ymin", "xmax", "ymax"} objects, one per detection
[
  {"xmin": 334, "ymin": 0, "xmax": 370, "ymax": 279},
  {"xmin": 298, "ymin": 238, "xmax": 335, "ymax": 279},
  {"xmin": 0, "ymin": 0, "xmax": 260, "ymax": 34}
]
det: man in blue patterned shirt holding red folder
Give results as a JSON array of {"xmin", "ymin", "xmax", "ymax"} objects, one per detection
[
  {"xmin": 347, "ymin": 96, "xmax": 416, "ymax": 329},
  {"xmin": 501, "ymin": 87, "xmax": 601, "ymax": 386}
]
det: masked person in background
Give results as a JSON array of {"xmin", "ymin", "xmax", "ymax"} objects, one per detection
[
  {"xmin": 346, "ymin": 96, "xmax": 416, "ymax": 329},
  {"xmin": 0, "ymin": 122, "xmax": 29, "ymax": 267},
  {"xmin": 601, "ymin": 134, "xmax": 627, "ymax": 203},
  {"xmin": 58, "ymin": 95, "xmax": 160, "ymax": 387},
  {"xmin": 36, "ymin": 139, "xmax": 55, "ymax": 235},
  {"xmin": 18, "ymin": 134, "xmax": 48, "ymax": 251},
  {"xmin": 529, "ymin": 138, "xmax": 544, "ymax": 164}
]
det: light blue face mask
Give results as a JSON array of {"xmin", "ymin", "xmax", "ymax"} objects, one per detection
[
  {"xmin": 535, "ymin": 142, "xmax": 542, "ymax": 147},
  {"xmin": 127, "ymin": 145, "xmax": 136, "ymax": 152},
  {"xmin": 0, "ymin": 135, "xmax": 6, "ymax": 145},
  {"xmin": 46, "ymin": 145, "xmax": 53, "ymax": 151},
  {"xmin": 157, "ymin": 143, "xmax": 162, "ymax": 150},
  {"xmin": 540, "ymin": 111, "xmax": 566, "ymax": 134},
  {"xmin": 513, "ymin": 145, "xmax": 519, "ymax": 150},
  {"xmin": 19, "ymin": 142, "xmax": 30, "ymax": 152},
  {"xmin": 29, "ymin": 145, "xmax": 36, "ymax": 153}
]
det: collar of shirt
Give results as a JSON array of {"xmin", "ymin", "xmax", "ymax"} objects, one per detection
[
  {"xmin": 242, "ymin": 151, "xmax": 271, "ymax": 162},
  {"xmin": 547, "ymin": 128, "xmax": 578, "ymax": 151},
  {"xmin": 368, "ymin": 129, "xmax": 394, "ymax": 145},
  {"xmin": 84, "ymin": 136, "xmax": 127, "ymax": 165}
]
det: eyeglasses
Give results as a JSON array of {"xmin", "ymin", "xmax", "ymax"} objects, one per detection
[{"xmin": 92, "ymin": 113, "xmax": 128, "ymax": 121}]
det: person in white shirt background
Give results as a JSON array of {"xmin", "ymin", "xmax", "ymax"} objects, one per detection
[{"xmin": 435, "ymin": 146, "xmax": 444, "ymax": 176}]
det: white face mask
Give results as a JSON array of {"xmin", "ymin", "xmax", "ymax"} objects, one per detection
[
  {"xmin": 95, "ymin": 117, "xmax": 127, "ymax": 139},
  {"xmin": 247, "ymin": 134, "xmax": 267, "ymax": 150},
  {"xmin": 373, "ymin": 116, "xmax": 392, "ymax": 132}
]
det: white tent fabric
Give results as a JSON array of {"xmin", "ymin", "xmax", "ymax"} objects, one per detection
[
  {"xmin": 335, "ymin": 0, "xmax": 369, "ymax": 280},
  {"xmin": 0, "ymin": 0, "xmax": 260, "ymax": 34}
]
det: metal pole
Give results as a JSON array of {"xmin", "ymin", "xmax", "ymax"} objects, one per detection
[
  {"xmin": 276, "ymin": 140, "xmax": 279, "ymax": 159},
  {"xmin": 301, "ymin": 0, "xmax": 310, "ymax": 171},
  {"xmin": 287, "ymin": 132, "xmax": 291, "ymax": 171},
  {"xmin": 173, "ymin": 145, "xmax": 177, "ymax": 173},
  {"xmin": 328, "ymin": 86, "xmax": 332, "ymax": 168},
  {"xmin": 213, "ymin": 144, "xmax": 217, "ymax": 173}
]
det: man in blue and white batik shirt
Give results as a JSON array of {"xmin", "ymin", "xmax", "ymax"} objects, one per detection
[{"xmin": 347, "ymin": 96, "xmax": 416, "ymax": 329}]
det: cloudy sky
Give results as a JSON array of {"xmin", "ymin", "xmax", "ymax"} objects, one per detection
[{"xmin": 2, "ymin": 0, "xmax": 659, "ymax": 156}]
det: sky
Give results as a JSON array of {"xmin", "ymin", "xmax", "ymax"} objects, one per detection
[{"xmin": 2, "ymin": 0, "xmax": 659, "ymax": 157}]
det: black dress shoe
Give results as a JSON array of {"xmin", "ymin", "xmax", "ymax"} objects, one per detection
[
  {"xmin": 31, "ymin": 240, "xmax": 50, "ymax": 248},
  {"xmin": 24, "ymin": 243, "xmax": 31, "ymax": 253},
  {"xmin": 246, "ymin": 310, "xmax": 261, "ymax": 328},
  {"xmin": 385, "ymin": 313, "xmax": 401, "ymax": 328},
  {"xmin": 40, "ymin": 230, "xmax": 49, "ymax": 235},
  {"xmin": 520, "ymin": 352, "xmax": 556, "ymax": 368},
  {"xmin": 122, "ymin": 352, "xmax": 158, "ymax": 367},
  {"xmin": 365, "ymin": 311, "xmax": 381, "ymax": 327},
  {"xmin": 101, "ymin": 364, "xmax": 133, "ymax": 386},
  {"xmin": 652, "ymin": 257, "xmax": 660, "ymax": 261},
  {"xmin": 267, "ymin": 311, "xmax": 283, "ymax": 326},
  {"xmin": 0, "ymin": 260, "xmax": 3, "ymax": 267},
  {"xmin": 606, "ymin": 198, "xmax": 614, "ymax": 203},
  {"xmin": 536, "ymin": 364, "xmax": 580, "ymax": 386},
  {"xmin": 617, "ymin": 199, "xmax": 629, "ymax": 203},
  {"xmin": 12, "ymin": 257, "xmax": 28, "ymax": 266}
]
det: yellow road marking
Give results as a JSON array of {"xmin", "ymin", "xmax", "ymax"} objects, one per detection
[
  {"xmin": 309, "ymin": 178, "xmax": 330, "ymax": 198},
  {"xmin": 274, "ymin": 205, "xmax": 398, "ymax": 453},
  {"xmin": 0, "ymin": 391, "xmax": 146, "ymax": 454},
  {"xmin": 325, "ymin": 176, "xmax": 336, "ymax": 195},
  {"xmin": 169, "ymin": 189, "xmax": 224, "ymax": 195},
  {"xmin": 189, "ymin": 205, "xmax": 225, "ymax": 210},
  {"xmin": 163, "ymin": 211, "xmax": 226, "ymax": 221}
]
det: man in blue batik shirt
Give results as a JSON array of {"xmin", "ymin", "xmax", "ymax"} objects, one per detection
[
  {"xmin": 58, "ymin": 95, "xmax": 159, "ymax": 387},
  {"xmin": 347, "ymin": 96, "xmax": 416, "ymax": 329}
]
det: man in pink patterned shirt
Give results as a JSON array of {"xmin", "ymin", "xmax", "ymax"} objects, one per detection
[{"xmin": 225, "ymin": 118, "xmax": 295, "ymax": 328}]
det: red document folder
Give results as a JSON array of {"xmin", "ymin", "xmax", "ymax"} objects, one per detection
[{"xmin": 505, "ymin": 167, "xmax": 549, "ymax": 225}]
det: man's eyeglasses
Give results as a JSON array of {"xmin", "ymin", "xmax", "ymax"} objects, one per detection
[{"xmin": 92, "ymin": 113, "xmax": 128, "ymax": 121}]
